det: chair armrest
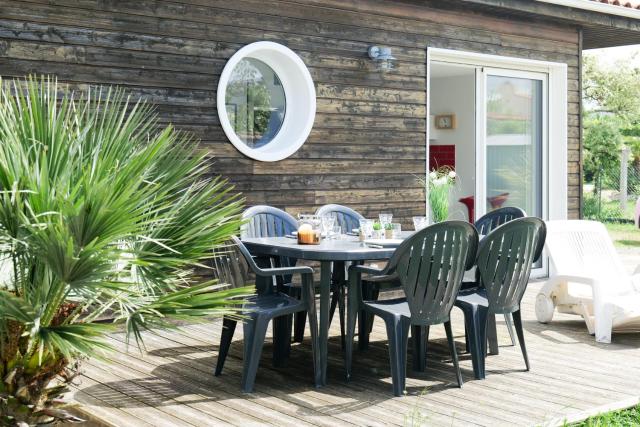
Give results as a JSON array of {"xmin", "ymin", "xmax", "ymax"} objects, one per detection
[
  {"xmin": 254, "ymin": 266, "xmax": 314, "ymax": 277},
  {"xmin": 349, "ymin": 264, "xmax": 386, "ymax": 276},
  {"xmin": 349, "ymin": 264, "xmax": 397, "ymax": 285},
  {"xmin": 634, "ymin": 264, "xmax": 640, "ymax": 276}
]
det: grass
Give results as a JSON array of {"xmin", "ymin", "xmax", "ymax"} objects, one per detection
[
  {"xmin": 604, "ymin": 222, "xmax": 640, "ymax": 248},
  {"xmin": 568, "ymin": 404, "xmax": 640, "ymax": 426}
]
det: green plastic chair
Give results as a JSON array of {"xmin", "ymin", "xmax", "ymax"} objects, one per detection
[
  {"xmin": 213, "ymin": 237, "xmax": 320, "ymax": 393},
  {"xmin": 455, "ymin": 217, "xmax": 546, "ymax": 380},
  {"xmin": 464, "ymin": 206, "xmax": 527, "ymax": 349},
  {"xmin": 345, "ymin": 221, "xmax": 478, "ymax": 396}
]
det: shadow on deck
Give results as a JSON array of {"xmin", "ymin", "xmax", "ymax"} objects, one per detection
[{"xmin": 72, "ymin": 281, "xmax": 640, "ymax": 427}]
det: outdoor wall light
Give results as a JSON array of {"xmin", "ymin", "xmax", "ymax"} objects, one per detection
[{"xmin": 368, "ymin": 46, "xmax": 396, "ymax": 72}]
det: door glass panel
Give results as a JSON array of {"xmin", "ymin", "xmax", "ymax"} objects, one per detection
[{"xmin": 485, "ymin": 75, "xmax": 543, "ymax": 218}]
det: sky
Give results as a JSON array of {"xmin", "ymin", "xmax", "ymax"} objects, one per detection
[{"xmin": 585, "ymin": 45, "xmax": 640, "ymax": 68}]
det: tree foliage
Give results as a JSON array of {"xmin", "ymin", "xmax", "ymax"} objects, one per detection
[
  {"xmin": 0, "ymin": 77, "xmax": 251, "ymax": 425},
  {"xmin": 583, "ymin": 115, "xmax": 623, "ymax": 184},
  {"xmin": 582, "ymin": 54, "xmax": 640, "ymax": 181},
  {"xmin": 583, "ymin": 55, "xmax": 640, "ymax": 122}
]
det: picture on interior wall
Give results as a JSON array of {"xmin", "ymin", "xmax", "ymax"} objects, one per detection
[{"xmin": 435, "ymin": 114, "xmax": 456, "ymax": 129}]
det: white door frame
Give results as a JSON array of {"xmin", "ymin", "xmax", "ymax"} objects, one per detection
[{"xmin": 426, "ymin": 47, "xmax": 568, "ymax": 223}]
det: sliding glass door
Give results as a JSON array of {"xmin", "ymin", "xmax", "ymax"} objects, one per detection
[
  {"xmin": 476, "ymin": 68, "xmax": 548, "ymax": 274},
  {"xmin": 476, "ymin": 68, "xmax": 547, "ymax": 219}
]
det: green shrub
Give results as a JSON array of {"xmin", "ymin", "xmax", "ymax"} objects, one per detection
[{"xmin": 583, "ymin": 194, "xmax": 623, "ymax": 220}]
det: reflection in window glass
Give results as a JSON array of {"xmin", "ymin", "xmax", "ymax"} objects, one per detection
[
  {"xmin": 225, "ymin": 58, "xmax": 286, "ymax": 148},
  {"xmin": 486, "ymin": 76, "xmax": 543, "ymax": 218}
]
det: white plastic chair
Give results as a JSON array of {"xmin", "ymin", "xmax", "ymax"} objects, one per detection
[{"xmin": 536, "ymin": 220, "xmax": 640, "ymax": 343}]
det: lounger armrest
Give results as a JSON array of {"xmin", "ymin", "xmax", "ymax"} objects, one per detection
[
  {"xmin": 254, "ymin": 266, "xmax": 314, "ymax": 277},
  {"xmin": 539, "ymin": 274, "xmax": 598, "ymax": 298},
  {"xmin": 547, "ymin": 274, "xmax": 598, "ymax": 286}
]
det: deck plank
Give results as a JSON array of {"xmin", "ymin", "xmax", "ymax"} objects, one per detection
[{"xmin": 72, "ymin": 281, "xmax": 640, "ymax": 426}]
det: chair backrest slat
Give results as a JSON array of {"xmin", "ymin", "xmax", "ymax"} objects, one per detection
[
  {"xmin": 315, "ymin": 204, "xmax": 364, "ymax": 233},
  {"xmin": 545, "ymin": 220, "xmax": 633, "ymax": 295},
  {"xmin": 241, "ymin": 206, "xmax": 298, "ymax": 239},
  {"xmin": 240, "ymin": 206, "xmax": 298, "ymax": 290},
  {"xmin": 545, "ymin": 220, "xmax": 627, "ymax": 280},
  {"xmin": 477, "ymin": 217, "xmax": 546, "ymax": 314},
  {"xmin": 475, "ymin": 207, "xmax": 526, "ymax": 235},
  {"xmin": 212, "ymin": 240, "xmax": 252, "ymax": 290},
  {"xmin": 389, "ymin": 221, "xmax": 478, "ymax": 325}
]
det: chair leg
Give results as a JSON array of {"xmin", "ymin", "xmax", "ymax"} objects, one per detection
[
  {"xmin": 367, "ymin": 286, "xmax": 380, "ymax": 333},
  {"xmin": 504, "ymin": 313, "xmax": 517, "ymax": 346},
  {"xmin": 444, "ymin": 321, "xmax": 463, "ymax": 388},
  {"xmin": 214, "ymin": 317, "xmax": 237, "ymax": 376},
  {"xmin": 486, "ymin": 314, "xmax": 499, "ymax": 355},
  {"xmin": 293, "ymin": 310, "xmax": 307, "ymax": 343},
  {"xmin": 358, "ymin": 285, "xmax": 372, "ymax": 351},
  {"xmin": 386, "ymin": 316, "xmax": 411, "ymax": 397},
  {"xmin": 411, "ymin": 325, "xmax": 429, "ymax": 372},
  {"xmin": 241, "ymin": 316, "xmax": 270, "ymax": 393},
  {"xmin": 512, "ymin": 310, "xmax": 530, "ymax": 371},
  {"xmin": 464, "ymin": 321, "xmax": 470, "ymax": 354},
  {"xmin": 462, "ymin": 305, "xmax": 487, "ymax": 380},
  {"xmin": 338, "ymin": 284, "xmax": 346, "ymax": 350},
  {"xmin": 272, "ymin": 314, "xmax": 292, "ymax": 368}
]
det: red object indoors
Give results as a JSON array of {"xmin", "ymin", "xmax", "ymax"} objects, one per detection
[
  {"xmin": 459, "ymin": 196, "xmax": 474, "ymax": 223},
  {"xmin": 429, "ymin": 145, "xmax": 455, "ymax": 170},
  {"xmin": 459, "ymin": 193, "xmax": 511, "ymax": 222},
  {"xmin": 488, "ymin": 193, "xmax": 510, "ymax": 209}
]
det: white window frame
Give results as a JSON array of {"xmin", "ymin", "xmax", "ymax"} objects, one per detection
[{"xmin": 217, "ymin": 41, "xmax": 316, "ymax": 162}]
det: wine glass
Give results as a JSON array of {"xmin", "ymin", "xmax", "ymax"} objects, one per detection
[
  {"xmin": 379, "ymin": 213, "xmax": 393, "ymax": 228},
  {"xmin": 391, "ymin": 223, "xmax": 402, "ymax": 238},
  {"xmin": 321, "ymin": 215, "xmax": 336, "ymax": 237},
  {"xmin": 359, "ymin": 219, "xmax": 374, "ymax": 238},
  {"xmin": 412, "ymin": 216, "xmax": 428, "ymax": 231}
]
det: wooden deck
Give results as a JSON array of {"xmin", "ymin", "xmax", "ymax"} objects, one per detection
[{"xmin": 70, "ymin": 280, "xmax": 640, "ymax": 427}]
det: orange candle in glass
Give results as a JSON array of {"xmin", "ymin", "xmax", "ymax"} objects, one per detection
[{"xmin": 297, "ymin": 223, "xmax": 321, "ymax": 244}]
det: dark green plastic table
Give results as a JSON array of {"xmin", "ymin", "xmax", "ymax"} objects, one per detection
[
  {"xmin": 242, "ymin": 235, "xmax": 398, "ymax": 386},
  {"xmin": 242, "ymin": 232, "xmax": 499, "ymax": 386}
]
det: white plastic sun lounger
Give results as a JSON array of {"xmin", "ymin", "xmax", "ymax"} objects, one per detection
[{"xmin": 536, "ymin": 220, "xmax": 640, "ymax": 343}]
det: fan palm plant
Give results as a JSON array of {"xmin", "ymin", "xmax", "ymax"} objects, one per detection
[{"xmin": 0, "ymin": 77, "xmax": 250, "ymax": 426}]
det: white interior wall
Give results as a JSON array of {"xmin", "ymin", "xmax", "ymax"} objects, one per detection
[{"xmin": 429, "ymin": 68, "xmax": 476, "ymax": 221}]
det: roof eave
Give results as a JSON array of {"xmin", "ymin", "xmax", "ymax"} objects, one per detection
[{"xmin": 536, "ymin": 0, "xmax": 640, "ymax": 20}]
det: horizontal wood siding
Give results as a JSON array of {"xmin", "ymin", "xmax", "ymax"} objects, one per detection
[{"xmin": 0, "ymin": 0, "xmax": 581, "ymax": 221}]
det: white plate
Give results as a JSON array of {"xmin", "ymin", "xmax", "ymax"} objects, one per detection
[{"xmin": 364, "ymin": 239, "xmax": 403, "ymax": 247}]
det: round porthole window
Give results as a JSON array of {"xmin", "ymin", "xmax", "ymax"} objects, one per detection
[{"xmin": 217, "ymin": 42, "xmax": 316, "ymax": 162}]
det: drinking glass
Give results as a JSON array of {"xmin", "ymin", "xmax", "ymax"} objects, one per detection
[
  {"xmin": 359, "ymin": 219, "xmax": 374, "ymax": 238},
  {"xmin": 379, "ymin": 213, "xmax": 393, "ymax": 228},
  {"xmin": 412, "ymin": 216, "xmax": 428, "ymax": 231},
  {"xmin": 391, "ymin": 223, "xmax": 402, "ymax": 238},
  {"xmin": 332, "ymin": 225, "xmax": 342, "ymax": 239},
  {"xmin": 321, "ymin": 215, "xmax": 336, "ymax": 237}
]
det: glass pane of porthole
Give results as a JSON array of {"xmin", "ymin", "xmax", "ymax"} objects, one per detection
[{"xmin": 225, "ymin": 58, "xmax": 286, "ymax": 148}]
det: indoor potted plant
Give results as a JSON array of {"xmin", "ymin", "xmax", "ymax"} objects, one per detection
[{"xmin": 418, "ymin": 166, "xmax": 457, "ymax": 223}]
